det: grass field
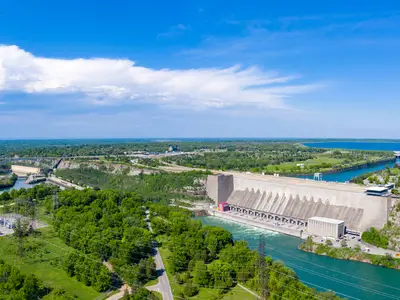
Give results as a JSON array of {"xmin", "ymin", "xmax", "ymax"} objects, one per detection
[
  {"xmin": 144, "ymin": 277, "xmax": 159, "ymax": 287},
  {"xmin": 158, "ymin": 247, "xmax": 257, "ymax": 299},
  {"xmin": 223, "ymin": 285, "xmax": 257, "ymax": 300},
  {"xmin": 0, "ymin": 227, "xmax": 102, "ymax": 299}
]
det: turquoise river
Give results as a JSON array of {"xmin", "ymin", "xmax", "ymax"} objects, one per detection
[{"xmin": 198, "ymin": 216, "xmax": 400, "ymax": 300}]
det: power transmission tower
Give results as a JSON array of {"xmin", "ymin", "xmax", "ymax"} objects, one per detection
[{"xmin": 257, "ymin": 234, "xmax": 269, "ymax": 300}]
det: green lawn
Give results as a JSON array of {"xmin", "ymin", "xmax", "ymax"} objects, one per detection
[
  {"xmin": 144, "ymin": 277, "xmax": 159, "ymax": 287},
  {"xmin": 0, "ymin": 227, "xmax": 102, "ymax": 299},
  {"xmin": 223, "ymin": 285, "xmax": 257, "ymax": 300},
  {"xmin": 264, "ymin": 156, "xmax": 344, "ymax": 173}
]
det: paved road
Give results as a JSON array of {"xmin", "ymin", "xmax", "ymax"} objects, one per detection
[
  {"xmin": 145, "ymin": 210, "xmax": 174, "ymax": 300},
  {"xmin": 106, "ymin": 284, "xmax": 130, "ymax": 300}
]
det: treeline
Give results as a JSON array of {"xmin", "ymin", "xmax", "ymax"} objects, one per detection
[
  {"xmin": 0, "ymin": 259, "xmax": 44, "ymax": 299},
  {"xmin": 63, "ymin": 253, "xmax": 112, "ymax": 292},
  {"xmin": 0, "ymin": 140, "xmax": 283, "ymax": 157},
  {"xmin": 150, "ymin": 204, "xmax": 342, "ymax": 299},
  {"xmin": 0, "ymin": 183, "xmax": 59, "ymax": 203},
  {"xmin": 2, "ymin": 140, "xmax": 321, "ymax": 158},
  {"xmin": 362, "ymin": 227, "xmax": 389, "ymax": 248}
]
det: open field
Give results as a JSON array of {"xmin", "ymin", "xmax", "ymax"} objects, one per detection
[{"xmin": 0, "ymin": 227, "xmax": 102, "ymax": 299}]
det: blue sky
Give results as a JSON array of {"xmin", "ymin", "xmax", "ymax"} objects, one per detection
[{"xmin": 1, "ymin": 0, "xmax": 400, "ymax": 139}]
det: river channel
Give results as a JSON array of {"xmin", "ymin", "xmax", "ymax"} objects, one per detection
[
  {"xmin": 298, "ymin": 141, "xmax": 400, "ymax": 182},
  {"xmin": 0, "ymin": 178, "xmax": 38, "ymax": 193},
  {"xmin": 198, "ymin": 216, "xmax": 400, "ymax": 300}
]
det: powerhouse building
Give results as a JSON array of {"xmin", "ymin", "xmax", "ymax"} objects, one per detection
[
  {"xmin": 207, "ymin": 173, "xmax": 391, "ymax": 233},
  {"xmin": 307, "ymin": 217, "xmax": 345, "ymax": 239}
]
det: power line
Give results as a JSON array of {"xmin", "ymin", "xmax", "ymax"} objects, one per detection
[
  {"xmin": 264, "ymin": 243, "xmax": 400, "ymax": 292},
  {"xmin": 7, "ymin": 195, "xmax": 399, "ymax": 300},
  {"xmin": 33, "ymin": 208, "xmax": 398, "ymax": 299},
  {"xmin": 262, "ymin": 245, "xmax": 400, "ymax": 299}
]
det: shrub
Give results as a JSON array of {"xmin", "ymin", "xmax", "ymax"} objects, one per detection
[{"xmin": 184, "ymin": 283, "xmax": 199, "ymax": 297}]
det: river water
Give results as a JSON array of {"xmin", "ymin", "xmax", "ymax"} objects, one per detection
[
  {"xmin": 199, "ymin": 216, "xmax": 400, "ymax": 300},
  {"xmin": 298, "ymin": 142, "xmax": 400, "ymax": 182},
  {"xmin": 0, "ymin": 178, "xmax": 38, "ymax": 193},
  {"xmin": 295, "ymin": 161, "xmax": 396, "ymax": 182},
  {"xmin": 304, "ymin": 141, "xmax": 400, "ymax": 152}
]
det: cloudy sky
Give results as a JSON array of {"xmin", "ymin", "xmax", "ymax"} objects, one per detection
[{"xmin": 1, "ymin": 0, "xmax": 400, "ymax": 139}]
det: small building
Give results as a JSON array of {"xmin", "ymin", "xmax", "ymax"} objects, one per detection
[
  {"xmin": 217, "ymin": 202, "xmax": 230, "ymax": 212},
  {"xmin": 365, "ymin": 186, "xmax": 389, "ymax": 197},
  {"xmin": 307, "ymin": 216, "xmax": 345, "ymax": 239},
  {"xmin": 385, "ymin": 183, "xmax": 395, "ymax": 190}
]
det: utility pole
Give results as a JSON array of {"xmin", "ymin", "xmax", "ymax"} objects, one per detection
[{"xmin": 257, "ymin": 234, "xmax": 269, "ymax": 300}]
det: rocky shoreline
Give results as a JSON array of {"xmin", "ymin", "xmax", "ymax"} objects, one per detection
[{"xmin": 298, "ymin": 241, "xmax": 400, "ymax": 270}]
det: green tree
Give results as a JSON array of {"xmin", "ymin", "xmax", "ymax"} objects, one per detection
[
  {"xmin": 207, "ymin": 260, "xmax": 233, "ymax": 289},
  {"xmin": 193, "ymin": 261, "xmax": 209, "ymax": 286},
  {"xmin": 183, "ymin": 282, "xmax": 199, "ymax": 297}
]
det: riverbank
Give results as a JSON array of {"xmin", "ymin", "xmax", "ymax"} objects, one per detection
[
  {"xmin": 0, "ymin": 174, "xmax": 17, "ymax": 189},
  {"xmin": 299, "ymin": 239, "xmax": 400, "ymax": 270},
  {"xmin": 322, "ymin": 158, "xmax": 393, "ymax": 175}
]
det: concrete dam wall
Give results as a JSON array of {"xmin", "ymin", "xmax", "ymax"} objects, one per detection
[
  {"xmin": 207, "ymin": 173, "xmax": 390, "ymax": 232},
  {"xmin": 11, "ymin": 165, "xmax": 41, "ymax": 176}
]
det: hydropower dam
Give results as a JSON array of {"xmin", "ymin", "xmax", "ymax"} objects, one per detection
[{"xmin": 207, "ymin": 173, "xmax": 393, "ymax": 233}]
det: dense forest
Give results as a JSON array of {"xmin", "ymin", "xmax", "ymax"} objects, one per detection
[
  {"xmin": 149, "ymin": 204, "xmax": 342, "ymax": 300},
  {"xmin": 55, "ymin": 168, "xmax": 210, "ymax": 202},
  {"xmin": 0, "ymin": 179, "xmax": 345, "ymax": 299}
]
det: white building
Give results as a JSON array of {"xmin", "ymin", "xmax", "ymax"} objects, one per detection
[{"xmin": 307, "ymin": 216, "xmax": 345, "ymax": 239}]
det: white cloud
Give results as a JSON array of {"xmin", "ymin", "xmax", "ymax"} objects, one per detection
[{"xmin": 0, "ymin": 45, "xmax": 320, "ymax": 109}]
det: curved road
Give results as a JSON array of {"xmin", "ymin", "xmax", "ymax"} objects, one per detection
[{"xmin": 145, "ymin": 210, "xmax": 174, "ymax": 300}]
